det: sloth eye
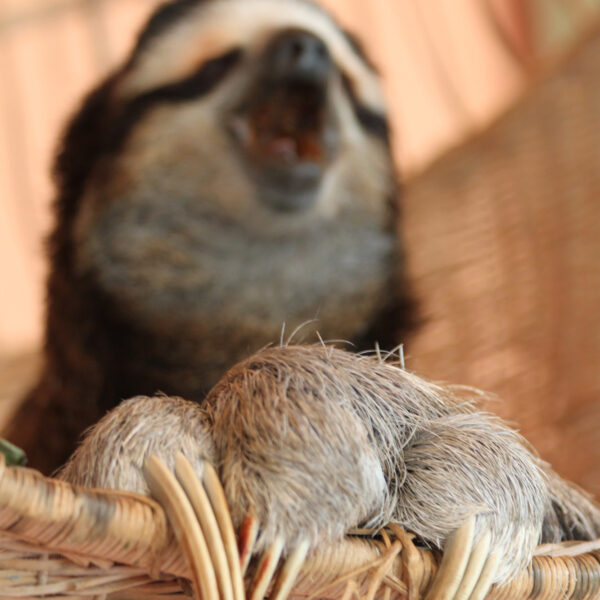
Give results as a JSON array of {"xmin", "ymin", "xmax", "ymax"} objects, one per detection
[
  {"xmin": 341, "ymin": 74, "xmax": 390, "ymax": 144},
  {"xmin": 105, "ymin": 49, "xmax": 243, "ymax": 155},
  {"xmin": 139, "ymin": 47, "xmax": 243, "ymax": 103}
]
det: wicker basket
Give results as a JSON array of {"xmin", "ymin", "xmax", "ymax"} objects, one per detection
[{"xmin": 1, "ymin": 453, "xmax": 599, "ymax": 600}]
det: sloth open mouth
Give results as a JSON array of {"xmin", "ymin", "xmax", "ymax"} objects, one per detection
[
  {"xmin": 228, "ymin": 79, "xmax": 338, "ymax": 212},
  {"xmin": 233, "ymin": 82, "xmax": 330, "ymax": 163},
  {"xmin": 226, "ymin": 28, "xmax": 341, "ymax": 212}
]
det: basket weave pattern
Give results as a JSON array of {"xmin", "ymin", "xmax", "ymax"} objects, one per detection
[{"xmin": 1, "ymin": 456, "xmax": 600, "ymax": 599}]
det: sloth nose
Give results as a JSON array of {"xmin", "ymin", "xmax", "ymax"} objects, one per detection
[{"xmin": 267, "ymin": 29, "xmax": 332, "ymax": 83}]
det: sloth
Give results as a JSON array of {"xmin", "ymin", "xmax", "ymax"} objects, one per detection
[
  {"xmin": 5, "ymin": 0, "xmax": 418, "ymax": 473},
  {"xmin": 60, "ymin": 345, "xmax": 600, "ymax": 600}
]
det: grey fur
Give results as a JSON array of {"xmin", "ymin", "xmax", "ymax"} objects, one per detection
[
  {"xmin": 73, "ymin": 12, "xmax": 400, "ymax": 394},
  {"xmin": 60, "ymin": 395, "xmax": 216, "ymax": 493},
  {"xmin": 60, "ymin": 345, "xmax": 600, "ymax": 584}
]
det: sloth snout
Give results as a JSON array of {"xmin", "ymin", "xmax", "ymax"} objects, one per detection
[{"xmin": 265, "ymin": 29, "xmax": 332, "ymax": 84}]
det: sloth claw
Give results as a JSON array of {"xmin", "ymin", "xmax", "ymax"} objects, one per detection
[
  {"xmin": 147, "ymin": 454, "xmax": 308, "ymax": 600},
  {"xmin": 146, "ymin": 454, "xmax": 246, "ymax": 600},
  {"xmin": 148, "ymin": 454, "xmax": 498, "ymax": 600},
  {"xmin": 174, "ymin": 454, "xmax": 246, "ymax": 600},
  {"xmin": 270, "ymin": 539, "xmax": 310, "ymax": 600},
  {"xmin": 466, "ymin": 551, "xmax": 500, "ymax": 600},
  {"xmin": 452, "ymin": 530, "xmax": 492, "ymax": 600},
  {"xmin": 424, "ymin": 517, "xmax": 499, "ymax": 600},
  {"xmin": 248, "ymin": 536, "xmax": 285, "ymax": 600},
  {"xmin": 425, "ymin": 517, "xmax": 474, "ymax": 600},
  {"xmin": 239, "ymin": 511, "xmax": 260, "ymax": 577},
  {"xmin": 200, "ymin": 460, "xmax": 246, "ymax": 600},
  {"xmin": 144, "ymin": 455, "xmax": 220, "ymax": 600},
  {"xmin": 427, "ymin": 517, "xmax": 499, "ymax": 600},
  {"xmin": 247, "ymin": 537, "xmax": 309, "ymax": 600}
]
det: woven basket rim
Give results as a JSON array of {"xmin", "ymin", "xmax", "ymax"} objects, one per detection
[{"xmin": 1, "ymin": 454, "xmax": 600, "ymax": 599}]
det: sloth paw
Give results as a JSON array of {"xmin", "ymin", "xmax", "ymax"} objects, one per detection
[
  {"xmin": 425, "ymin": 518, "xmax": 501, "ymax": 600},
  {"xmin": 144, "ymin": 452, "xmax": 309, "ymax": 600},
  {"xmin": 144, "ymin": 453, "xmax": 508, "ymax": 600}
]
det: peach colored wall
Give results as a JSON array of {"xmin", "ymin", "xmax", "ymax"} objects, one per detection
[{"xmin": 0, "ymin": 0, "xmax": 530, "ymax": 354}]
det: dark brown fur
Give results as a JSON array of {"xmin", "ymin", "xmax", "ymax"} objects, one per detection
[{"xmin": 5, "ymin": 0, "xmax": 418, "ymax": 474}]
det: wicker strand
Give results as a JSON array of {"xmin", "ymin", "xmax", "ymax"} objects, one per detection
[{"xmin": 1, "ymin": 456, "xmax": 600, "ymax": 598}]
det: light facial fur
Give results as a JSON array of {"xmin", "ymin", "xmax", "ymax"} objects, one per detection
[
  {"xmin": 7, "ymin": 0, "xmax": 417, "ymax": 473},
  {"xmin": 61, "ymin": 345, "xmax": 600, "ymax": 584},
  {"xmin": 119, "ymin": 0, "xmax": 386, "ymax": 111}
]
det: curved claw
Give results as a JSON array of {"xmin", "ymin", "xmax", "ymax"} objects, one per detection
[
  {"xmin": 452, "ymin": 530, "xmax": 491, "ymax": 600},
  {"xmin": 270, "ymin": 539, "xmax": 310, "ymax": 600},
  {"xmin": 425, "ymin": 517, "xmax": 475, "ymax": 600},
  {"xmin": 239, "ymin": 511, "xmax": 260, "ymax": 576},
  {"xmin": 144, "ymin": 455, "xmax": 219, "ymax": 600},
  {"xmin": 248, "ymin": 536, "xmax": 285, "ymax": 600},
  {"xmin": 425, "ymin": 518, "xmax": 501, "ymax": 600},
  {"xmin": 174, "ymin": 454, "xmax": 235, "ymax": 600},
  {"xmin": 201, "ymin": 460, "xmax": 246, "ymax": 600},
  {"xmin": 467, "ymin": 551, "xmax": 500, "ymax": 600}
]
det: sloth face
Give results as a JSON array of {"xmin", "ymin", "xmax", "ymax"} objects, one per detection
[
  {"xmin": 121, "ymin": 1, "xmax": 390, "ymax": 215},
  {"xmin": 61, "ymin": 0, "xmax": 402, "ymax": 390},
  {"xmin": 75, "ymin": 0, "xmax": 392, "ymax": 225}
]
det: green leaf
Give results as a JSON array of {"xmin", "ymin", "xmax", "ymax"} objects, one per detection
[{"xmin": 0, "ymin": 438, "xmax": 28, "ymax": 466}]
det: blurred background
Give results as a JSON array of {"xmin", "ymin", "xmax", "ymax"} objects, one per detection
[
  {"xmin": 1, "ymin": 1, "xmax": 599, "ymax": 490},
  {"xmin": 2, "ymin": 0, "xmax": 599, "ymax": 354}
]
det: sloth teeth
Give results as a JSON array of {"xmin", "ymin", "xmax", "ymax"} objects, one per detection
[
  {"xmin": 259, "ymin": 134, "xmax": 324, "ymax": 163},
  {"xmin": 267, "ymin": 137, "xmax": 299, "ymax": 163},
  {"xmin": 230, "ymin": 83, "xmax": 327, "ymax": 166},
  {"xmin": 231, "ymin": 117, "xmax": 324, "ymax": 165}
]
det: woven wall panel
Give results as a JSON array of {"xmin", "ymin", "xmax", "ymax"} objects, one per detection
[{"xmin": 403, "ymin": 26, "xmax": 600, "ymax": 494}]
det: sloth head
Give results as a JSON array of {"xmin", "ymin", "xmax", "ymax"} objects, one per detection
[
  {"xmin": 49, "ymin": 0, "xmax": 410, "ymax": 396},
  {"xmin": 111, "ymin": 0, "xmax": 393, "ymax": 216},
  {"xmin": 64, "ymin": 0, "xmax": 394, "ymax": 227}
]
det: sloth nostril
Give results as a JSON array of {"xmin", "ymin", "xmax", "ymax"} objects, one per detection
[
  {"xmin": 291, "ymin": 40, "xmax": 304, "ymax": 59},
  {"xmin": 267, "ymin": 29, "xmax": 332, "ymax": 83}
]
